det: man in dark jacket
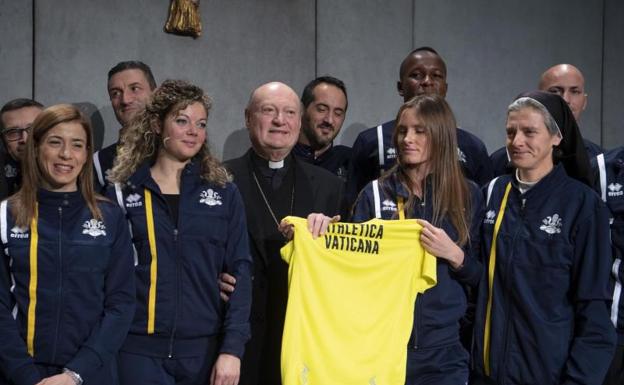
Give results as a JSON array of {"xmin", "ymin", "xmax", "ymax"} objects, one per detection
[
  {"xmin": 347, "ymin": 47, "xmax": 492, "ymax": 205},
  {"xmin": 224, "ymin": 82, "xmax": 343, "ymax": 385},
  {"xmin": 0, "ymin": 98, "xmax": 43, "ymax": 199},
  {"xmin": 93, "ymin": 60, "xmax": 156, "ymax": 190}
]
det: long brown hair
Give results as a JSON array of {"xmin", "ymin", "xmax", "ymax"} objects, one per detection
[
  {"xmin": 108, "ymin": 79, "xmax": 230, "ymax": 186},
  {"xmin": 9, "ymin": 104, "xmax": 102, "ymax": 228},
  {"xmin": 383, "ymin": 94, "xmax": 471, "ymax": 246}
]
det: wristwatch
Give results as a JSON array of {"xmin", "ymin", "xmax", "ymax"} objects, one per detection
[{"xmin": 63, "ymin": 368, "xmax": 83, "ymax": 385}]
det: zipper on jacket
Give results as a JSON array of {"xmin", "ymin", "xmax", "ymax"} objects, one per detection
[
  {"xmin": 168, "ymin": 228, "xmax": 180, "ymax": 358},
  {"xmin": 51, "ymin": 206, "xmax": 63, "ymax": 362}
]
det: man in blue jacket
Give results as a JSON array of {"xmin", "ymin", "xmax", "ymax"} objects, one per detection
[
  {"xmin": 593, "ymin": 148, "xmax": 624, "ymax": 385},
  {"xmin": 93, "ymin": 60, "xmax": 156, "ymax": 190},
  {"xmin": 347, "ymin": 47, "xmax": 492, "ymax": 205}
]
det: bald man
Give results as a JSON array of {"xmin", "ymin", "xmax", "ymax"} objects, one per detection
[
  {"xmin": 491, "ymin": 64, "xmax": 603, "ymax": 176},
  {"xmin": 224, "ymin": 82, "xmax": 343, "ymax": 385}
]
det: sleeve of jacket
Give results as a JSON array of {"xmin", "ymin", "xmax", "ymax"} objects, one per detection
[
  {"xmin": 346, "ymin": 132, "xmax": 376, "ymax": 208},
  {"xmin": 450, "ymin": 182, "xmax": 485, "ymax": 287},
  {"xmin": 65, "ymin": 207, "xmax": 136, "ymax": 382},
  {"xmin": 562, "ymin": 199, "xmax": 616, "ymax": 384},
  {"xmin": 0, "ymin": 251, "xmax": 42, "ymax": 385},
  {"xmin": 219, "ymin": 184, "xmax": 252, "ymax": 358},
  {"xmin": 351, "ymin": 183, "xmax": 375, "ymax": 223},
  {"xmin": 473, "ymin": 142, "xmax": 494, "ymax": 187}
]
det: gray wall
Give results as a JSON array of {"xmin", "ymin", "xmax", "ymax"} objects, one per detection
[{"xmin": 1, "ymin": 0, "xmax": 622, "ymax": 159}]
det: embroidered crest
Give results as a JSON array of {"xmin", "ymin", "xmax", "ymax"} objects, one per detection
[
  {"xmin": 125, "ymin": 193, "xmax": 143, "ymax": 207},
  {"xmin": 539, "ymin": 214, "xmax": 562, "ymax": 234},
  {"xmin": 457, "ymin": 147, "xmax": 467, "ymax": 163},
  {"xmin": 386, "ymin": 147, "xmax": 397, "ymax": 159},
  {"xmin": 381, "ymin": 199, "xmax": 397, "ymax": 212},
  {"xmin": 199, "ymin": 189, "xmax": 222, "ymax": 206},
  {"xmin": 4, "ymin": 164, "xmax": 17, "ymax": 178},
  {"xmin": 608, "ymin": 182, "xmax": 623, "ymax": 197},
  {"xmin": 10, "ymin": 226, "xmax": 28, "ymax": 239},
  {"xmin": 483, "ymin": 210, "xmax": 496, "ymax": 225},
  {"xmin": 82, "ymin": 219, "xmax": 107, "ymax": 238}
]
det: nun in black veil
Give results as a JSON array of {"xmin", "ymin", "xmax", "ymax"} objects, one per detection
[{"xmin": 471, "ymin": 91, "xmax": 615, "ymax": 385}]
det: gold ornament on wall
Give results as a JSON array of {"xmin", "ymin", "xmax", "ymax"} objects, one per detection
[{"xmin": 164, "ymin": 0, "xmax": 202, "ymax": 38}]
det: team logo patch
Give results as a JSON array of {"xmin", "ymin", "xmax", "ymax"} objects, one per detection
[
  {"xmin": 82, "ymin": 219, "xmax": 106, "ymax": 238},
  {"xmin": 386, "ymin": 147, "xmax": 397, "ymax": 160},
  {"xmin": 483, "ymin": 210, "xmax": 496, "ymax": 225},
  {"xmin": 10, "ymin": 226, "xmax": 28, "ymax": 239},
  {"xmin": 381, "ymin": 199, "xmax": 397, "ymax": 212},
  {"xmin": 608, "ymin": 183, "xmax": 623, "ymax": 197},
  {"xmin": 199, "ymin": 189, "xmax": 222, "ymax": 206},
  {"xmin": 125, "ymin": 193, "xmax": 143, "ymax": 207},
  {"xmin": 457, "ymin": 147, "xmax": 467, "ymax": 163},
  {"xmin": 4, "ymin": 164, "xmax": 17, "ymax": 178},
  {"xmin": 539, "ymin": 214, "xmax": 562, "ymax": 234}
]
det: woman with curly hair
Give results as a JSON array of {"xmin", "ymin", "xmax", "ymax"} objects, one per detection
[
  {"xmin": 107, "ymin": 80, "xmax": 252, "ymax": 385},
  {"xmin": 0, "ymin": 104, "xmax": 135, "ymax": 385}
]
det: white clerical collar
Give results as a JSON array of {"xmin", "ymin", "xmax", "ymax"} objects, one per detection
[{"xmin": 268, "ymin": 159, "xmax": 284, "ymax": 169}]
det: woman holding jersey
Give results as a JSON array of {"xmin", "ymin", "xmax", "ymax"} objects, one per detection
[{"xmin": 349, "ymin": 94, "xmax": 484, "ymax": 385}]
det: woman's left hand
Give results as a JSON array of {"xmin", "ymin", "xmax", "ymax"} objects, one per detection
[
  {"xmin": 417, "ymin": 219, "xmax": 465, "ymax": 270},
  {"xmin": 36, "ymin": 373, "xmax": 76, "ymax": 385},
  {"xmin": 210, "ymin": 353, "xmax": 240, "ymax": 385}
]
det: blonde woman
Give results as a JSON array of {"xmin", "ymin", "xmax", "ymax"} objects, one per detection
[{"xmin": 107, "ymin": 80, "xmax": 251, "ymax": 385}]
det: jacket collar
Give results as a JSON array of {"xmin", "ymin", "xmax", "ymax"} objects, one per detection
[
  {"xmin": 511, "ymin": 163, "xmax": 568, "ymax": 201},
  {"xmin": 37, "ymin": 188, "xmax": 84, "ymax": 207},
  {"xmin": 127, "ymin": 159, "xmax": 201, "ymax": 192}
]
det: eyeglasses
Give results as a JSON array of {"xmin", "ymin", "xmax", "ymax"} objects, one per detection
[{"xmin": 2, "ymin": 126, "xmax": 31, "ymax": 142}]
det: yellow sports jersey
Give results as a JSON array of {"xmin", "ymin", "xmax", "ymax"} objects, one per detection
[{"xmin": 280, "ymin": 216, "xmax": 437, "ymax": 385}]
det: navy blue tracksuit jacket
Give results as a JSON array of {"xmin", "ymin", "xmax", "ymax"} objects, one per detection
[
  {"xmin": 593, "ymin": 148, "xmax": 624, "ymax": 345},
  {"xmin": 0, "ymin": 190, "xmax": 135, "ymax": 385},
  {"xmin": 108, "ymin": 161, "xmax": 252, "ymax": 359},
  {"xmin": 352, "ymin": 171, "xmax": 484, "ymax": 384},
  {"xmin": 347, "ymin": 120, "xmax": 492, "ymax": 206},
  {"xmin": 473, "ymin": 165, "xmax": 615, "ymax": 384}
]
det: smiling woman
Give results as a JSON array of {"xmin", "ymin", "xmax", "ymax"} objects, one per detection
[
  {"xmin": 107, "ymin": 79, "xmax": 252, "ymax": 385},
  {"xmin": 0, "ymin": 104, "xmax": 136, "ymax": 385}
]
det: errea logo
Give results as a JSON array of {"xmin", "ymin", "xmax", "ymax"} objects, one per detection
[
  {"xmin": 381, "ymin": 199, "xmax": 397, "ymax": 212},
  {"xmin": 608, "ymin": 183, "xmax": 623, "ymax": 197},
  {"xmin": 457, "ymin": 147, "xmax": 467, "ymax": 163},
  {"xmin": 82, "ymin": 219, "xmax": 106, "ymax": 238},
  {"xmin": 4, "ymin": 164, "xmax": 17, "ymax": 178},
  {"xmin": 199, "ymin": 189, "xmax": 222, "ymax": 206},
  {"xmin": 386, "ymin": 147, "xmax": 397, "ymax": 159},
  {"xmin": 125, "ymin": 193, "xmax": 143, "ymax": 208},
  {"xmin": 10, "ymin": 226, "xmax": 28, "ymax": 239},
  {"xmin": 540, "ymin": 214, "xmax": 562, "ymax": 235},
  {"xmin": 483, "ymin": 210, "xmax": 496, "ymax": 225}
]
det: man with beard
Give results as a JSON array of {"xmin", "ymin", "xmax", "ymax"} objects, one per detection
[
  {"xmin": 293, "ymin": 76, "xmax": 351, "ymax": 181},
  {"xmin": 347, "ymin": 47, "xmax": 492, "ymax": 204}
]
